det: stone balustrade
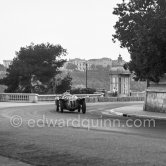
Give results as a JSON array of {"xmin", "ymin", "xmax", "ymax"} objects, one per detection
[
  {"xmin": 85, "ymin": 96, "xmax": 144, "ymax": 103},
  {"xmin": 130, "ymin": 91, "xmax": 145, "ymax": 97},
  {"xmin": 38, "ymin": 94, "xmax": 103, "ymax": 102},
  {"xmin": 0, "ymin": 93, "xmax": 144, "ymax": 103},
  {"xmin": 0, "ymin": 93, "xmax": 38, "ymax": 103}
]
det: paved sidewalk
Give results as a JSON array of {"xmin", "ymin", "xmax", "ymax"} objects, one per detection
[{"xmin": 109, "ymin": 105, "xmax": 166, "ymax": 120}]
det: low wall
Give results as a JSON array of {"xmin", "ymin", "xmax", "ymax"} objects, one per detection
[
  {"xmin": 0, "ymin": 93, "xmax": 38, "ymax": 103},
  {"xmin": 0, "ymin": 93, "xmax": 144, "ymax": 103},
  {"xmin": 130, "ymin": 91, "xmax": 145, "ymax": 97},
  {"xmin": 38, "ymin": 94, "xmax": 103, "ymax": 102},
  {"xmin": 144, "ymin": 89, "xmax": 166, "ymax": 113},
  {"xmin": 85, "ymin": 96, "xmax": 144, "ymax": 103}
]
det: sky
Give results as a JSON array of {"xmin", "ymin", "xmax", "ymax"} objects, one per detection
[{"xmin": 0, "ymin": 0, "xmax": 130, "ymax": 64}]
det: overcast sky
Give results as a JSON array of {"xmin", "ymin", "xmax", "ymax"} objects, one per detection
[{"xmin": 0, "ymin": 0, "xmax": 130, "ymax": 64}]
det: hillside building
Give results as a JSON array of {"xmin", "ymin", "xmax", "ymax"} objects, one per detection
[
  {"xmin": 3, "ymin": 60, "xmax": 12, "ymax": 68},
  {"xmin": 63, "ymin": 57, "xmax": 112, "ymax": 71},
  {"xmin": 68, "ymin": 58, "xmax": 91, "ymax": 71},
  {"xmin": 88, "ymin": 58, "xmax": 112, "ymax": 68}
]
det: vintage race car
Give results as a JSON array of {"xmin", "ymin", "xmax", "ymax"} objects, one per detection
[{"xmin": 55, "ymin": 92, "xmax": 86, "ymax": 114}]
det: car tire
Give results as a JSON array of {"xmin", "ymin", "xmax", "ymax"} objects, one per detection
[
  {"xmin": 56, "ymin": 100, "xmax": 59, "ymax": 112},
  {"xmin": 78, "ymin": 106, "xmax": 81, "ymax": 113},
  {"xmin": 60, "ymin": 101, "xmax": 64, "ymax": 113},
  {"xmin": 82, "ymin": 101, "xmax": 86, "ymax": 114}
]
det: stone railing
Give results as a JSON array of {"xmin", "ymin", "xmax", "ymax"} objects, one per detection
[
  {"xmin": 86, "ymin": 96, "xmax": 144, "ymax": 103},
  {"xmin": 0, "ymin": 93, "xmax": 38, "ymax": 103},
  {"xmin": 0, "ymin": 93, "xmax": 144, "ymax": 103},
  {"xmin": 130, "ymin": 91, "xmax": 145, "ymax": 97},
  {"xmin": 38, "ymin": 94, "xmax": 103, "ymax": 102},
  {"xmin": 144, "ymin": 89, "xmax": 166, "ymax": 113}
]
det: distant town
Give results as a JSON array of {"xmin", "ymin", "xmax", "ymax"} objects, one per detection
[
  {"xmin": 0, "ymin": 55, "xmax": 147, "ymax": 94},
  {"xmin": 2, "ymin": 55, "xmax": 125, "ymax": 72}
]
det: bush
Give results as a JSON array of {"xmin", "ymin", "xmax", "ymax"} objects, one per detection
[{"xmin": 70, "ymin": 88, "xmax": 96, "ymax": 94}]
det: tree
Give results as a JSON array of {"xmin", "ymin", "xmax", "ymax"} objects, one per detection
[
  {"xmin": 66, "ymin": 62, "xmax": 78, "ymax": 70},
  {"xmin": 55, "ymin": 73, "xmax": 72, "ymax": 94},
  {"xmin": 0, "ymin": 64, "xmax": 6, "ymax": 71},
  {"xmin": 0, "ymin": 43, "xmax": 67, "ymax": 93},
  {"xmin": 113, "ymin": 0, "xmax": 166, "ymax": 84}
]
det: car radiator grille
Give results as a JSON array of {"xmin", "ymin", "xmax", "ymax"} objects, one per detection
[{"xmin": 70, "ymin": 101, "xmax": 76, "ymax": 108}]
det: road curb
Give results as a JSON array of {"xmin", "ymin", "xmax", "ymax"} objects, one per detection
[{"xmin": 103, "ymin": 107, "xmax": 166, "ymax": 120}]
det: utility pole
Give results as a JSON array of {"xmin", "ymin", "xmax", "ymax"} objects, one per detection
[{"xmin": 86, "ymin": 62, "xmax": 88, "ymax": 89}]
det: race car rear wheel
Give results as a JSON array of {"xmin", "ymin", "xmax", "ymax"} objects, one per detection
[
  {"xmin": 60, "ymin": 101, "xmax": 64, "ymax": 113},
  {"xmin": 56, "ymin": 100, "xmax": 59, "ymax": 112},
  {"xmin": 78, "ymin": 106, "xmax": 81, "ymax": 113},
  {"xmin": 60, "ymin": 106, "xmax": 64, "ymax": 113},
  {"xmin": 82, "ymin": 101, "xmax": 86, "ymax": 114}
]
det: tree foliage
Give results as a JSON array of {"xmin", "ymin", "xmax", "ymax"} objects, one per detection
[
  {"xmin": 0, "ymin": 43, "xmax": 67, "ymax": 93},
  {"xmin": 70, "ymin": 88, "xmax": 96, "ymax": 94},
  {"xmin": 66, "ymin": 62, "xmax": 78, "ymax": 70},
  {"xmin": 55, "ymin": 73, "xmax": 72, "ymax": 94},
  {"xmin": 113, "ymin": 0, "xmax": 166, "ymax": 83},
  {"xmin": 0, "ymin": 64, "xmax": 6, "ymax": 71}
]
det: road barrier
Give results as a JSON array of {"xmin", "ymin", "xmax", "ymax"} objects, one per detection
[
  {"xmin": 0, "ymin": 93, "xmax": 144, "ymax": 103},
  {"xmin": 144, "ymin": 89, "xmax": 166, "ymax": 113},
  {"xmin": 85, "ymin": 96, "xmax": 144, "ymax": 103},
  {"xmin": 0, "ymin": 93, "xmax": 38, "ymax": 103},
  {"xmin": 130, "ymin": 91, "xmax": 145, "ymax": 97},
  {"xmin": 38, "ymin": 94, "xmax": 103, "ymax": 102}
]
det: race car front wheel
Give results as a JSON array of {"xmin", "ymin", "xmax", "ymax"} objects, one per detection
[
  {"xmin": 78, "ymin": 106, "xmax": 81, "ymax": 113},
  {"xmin": 60, "ymin": 101, "xmax": 64, "ymax": 113},
  {"xmin": 82, "ymin": 101, "xmax": 86, "ymax": 114}
]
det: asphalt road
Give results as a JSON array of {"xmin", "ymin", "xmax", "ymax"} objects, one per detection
[{"xmin": 0, "ymin": 102, "xmax": 166, "ymax": 166}]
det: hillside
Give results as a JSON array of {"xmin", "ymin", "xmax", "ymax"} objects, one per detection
[
  {"xmin": 70, "ymin": 70, "xmax": 146, "ymax": 91},
  {"xmin": 71, "ymin": 70, "xmax": 110, "ymax": 90}
]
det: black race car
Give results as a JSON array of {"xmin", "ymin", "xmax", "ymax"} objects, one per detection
[{"xmin": 55, "ymin": 92, "xmax": 86, "ymax": 114}]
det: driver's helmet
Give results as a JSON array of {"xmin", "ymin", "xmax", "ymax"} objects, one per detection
[
  {"xmin": 62, "ymin": 91, "xmax": 72, "ymax": 99},
  {"xmin": 62, "ymin": 91, "xmax": 78, "ymax": 100}
]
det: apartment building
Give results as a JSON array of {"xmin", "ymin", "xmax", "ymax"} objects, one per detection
[
  {"xmin": 3, "ymin": 60, "xmax": 12, "ymax": 68},
  {"xmin": 64, "ymin": 58, "xmax": 112, "ymax": 71},
  {"xmin": 88, "ymin": 57, "xmax": 112, "ymax": 68}
]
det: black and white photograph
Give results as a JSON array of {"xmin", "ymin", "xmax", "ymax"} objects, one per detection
[{"xmin": 0, "ymin": 0, "xmax": 166, "ymax": 165}]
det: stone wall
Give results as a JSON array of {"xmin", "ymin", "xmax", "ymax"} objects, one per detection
[{"xmin": 144, "ymin": 89, "xmax": 166, "ymax": 113}]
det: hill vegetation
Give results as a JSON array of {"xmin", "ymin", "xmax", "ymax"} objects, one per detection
[
  {"xmin": 70, "ymin": 69, "xmax": 146, "ymax": 92},
  {"xmin": 71, "ymin": 69, "xmax": 110, "ymax": 90}
]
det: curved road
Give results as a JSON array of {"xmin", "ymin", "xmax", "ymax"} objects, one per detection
[{"xmin": 0, "ymin": 102, "xmax": 166, "ymax": 166}]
